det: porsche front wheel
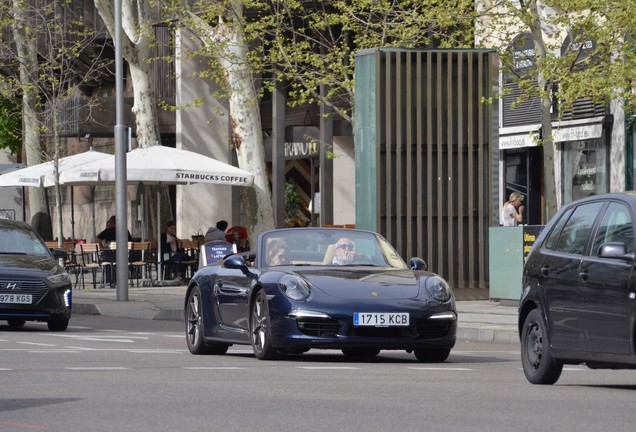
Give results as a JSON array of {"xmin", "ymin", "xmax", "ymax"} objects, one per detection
[
  {"xmin": 185, "ymin": 286, "xmax": 228, "ymax": 355},
  {"xmin": 413, "ymin": 347, "xmax": 450, "ymax": 362},
  {"xmin": 251, "ymin": 289, "xmax": 278, "ymax": 360}
]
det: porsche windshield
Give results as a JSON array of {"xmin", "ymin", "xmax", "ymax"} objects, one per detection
[{"xmin": 260, "ymin": 228, "xmax": 408, "ymax": 268}]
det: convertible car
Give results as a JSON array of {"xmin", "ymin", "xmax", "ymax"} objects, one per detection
[{"xmin": 184, "ymin": 228, "xmax": 457, "ymax": 361}]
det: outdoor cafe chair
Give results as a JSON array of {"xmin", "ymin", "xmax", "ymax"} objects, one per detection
[
  {"xmin": 78, "ymin": 243, "xmax": 102, "ymax": 289},
  {"xmin": 129, "ymin": 241, "xmax": 151, "ymax": 286}
]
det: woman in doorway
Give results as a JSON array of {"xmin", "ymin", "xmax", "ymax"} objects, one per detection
[{"xmin": 501, "ymin": 192, "xmax": 525, "ymax": 226}]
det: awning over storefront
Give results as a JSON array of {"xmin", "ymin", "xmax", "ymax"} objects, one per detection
[
  {"xmin": 552, "ymin": 116, "xmax": 605, "ymax": 142},
  {"xmin": 498, "ymin": 124, "xmax": 541, "ymax": 150}
]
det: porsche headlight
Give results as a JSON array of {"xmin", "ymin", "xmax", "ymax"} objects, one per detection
[
  {"xmin": 425, "ymin": 276, "xmax": 451, "ymax": 303},
  {"xmin": 279, "ymin": 275, "xmax": 311, "ymax": 301}
]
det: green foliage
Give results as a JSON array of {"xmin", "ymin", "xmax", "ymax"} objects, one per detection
[
  {"xmin": 1, "ymin": 0, "xmax": 113, "ymax": 126},
  {"xmin": 479, "ymin": 0, "xmax": 636, "ymax": 116},
  {"xmin": 159, "ymin": 0, "xmax": 476, "ymax": 124},
  {"xmin": 0, "ymin": 95, "xmax": 22, "ymax": 155},
  {"xmin": 284, "ymin": 180, "xmax": 302, "ymax": 227},
  {"xmin": 244, "ymin": 0, "xmax": 476, "ymax": 123}
]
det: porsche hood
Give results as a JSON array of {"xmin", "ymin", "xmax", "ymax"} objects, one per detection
[{"xmin": 294, "ymin": 268, "xmax": 427, "ymax": 300}]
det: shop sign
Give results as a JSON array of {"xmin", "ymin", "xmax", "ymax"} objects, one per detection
[
  {"xmin": 284, "ymin": 141, "xmax": 319, "ymax": 159},
  {"xmin": 499, "ymin": 132, "xmax": 539, "ymax": 149},
  {"xmin": 561, "ymin": 30, "xmax": 597, "ymax": 66},
  {"xmin": 510, "ymin": 33, "xmax": 536, "ymax": 73},
  {"xmin": 553, "ymin": 123, "xmax": 603, "ymax": 142}
]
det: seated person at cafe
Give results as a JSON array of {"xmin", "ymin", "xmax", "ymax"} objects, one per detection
[
  {"xmin": 160, "ymin": 220, "xmax": 191, "ymax": 280},
  {"xmin": 97, "ymin": 215, "xmax": 132, "ymax": 286},
  {"xmin": 204, "ymin": 220, "xmax": 229, "ymax": 243},
  {"xmin": 225, "ymin": 225, "xmax": 250, "ymax": 252}
]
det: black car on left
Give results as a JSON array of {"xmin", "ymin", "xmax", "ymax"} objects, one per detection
[{"xmin": 0, "ymin": 218, "xmax": 72, "ymax": 331}]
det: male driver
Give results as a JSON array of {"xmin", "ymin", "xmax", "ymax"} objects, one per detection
[{"xmin": 332, "ymin": 237, "xmax": 356, "ymax": 265}]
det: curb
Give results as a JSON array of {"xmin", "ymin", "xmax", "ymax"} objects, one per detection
[
  {"xmin": 72, "ymin": 303, "xmax": 101, "ymax": 316},
  {"xmin": 154, "ymin": 309, "xmax": 184, "ymax": 321},
  {"xmin": 456, "ymin": 326, "xmax": 518, "ymax": 345}
]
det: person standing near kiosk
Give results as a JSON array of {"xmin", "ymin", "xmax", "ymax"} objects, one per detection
[{"xmin": 501, "ymin": 192, "xmax": 525, "ymax": 227}]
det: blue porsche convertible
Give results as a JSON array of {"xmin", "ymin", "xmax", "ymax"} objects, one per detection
[{"xmin": 184, "ymin": 228, "xmax": 457, "ymax": 361}]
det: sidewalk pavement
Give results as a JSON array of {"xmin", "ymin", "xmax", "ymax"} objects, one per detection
[{"xmin": 71, "ymin": 286, "xmax": 519, "ymax": 345}]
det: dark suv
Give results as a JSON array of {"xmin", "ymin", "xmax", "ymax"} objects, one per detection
[
  {"xmin": 519, "ymin": 192, "xmax": 636, "ymax": 384},
  {"xmin": 0, "ymin": 219, "xmax": 72, "ymax": 331}
]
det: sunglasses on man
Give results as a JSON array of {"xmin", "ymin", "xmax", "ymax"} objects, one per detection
[{"xmin": 336, "ymin": 243, "xmax": 354, "ymax": 250}]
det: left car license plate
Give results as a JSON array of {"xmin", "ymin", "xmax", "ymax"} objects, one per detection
[
  {"xmin": 0, "ymin": 293, "xmax": 32, "ymax": 304},
  {"xmin": 354, "ymin": 312, "xmax": 409, "ymax": 327}
]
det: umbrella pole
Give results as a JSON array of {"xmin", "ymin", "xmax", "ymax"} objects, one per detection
[
  {"xmin": 70, "ymin": 187, "xmax": 75, "ymax": 240},
  {"xmin": 91, "ymin": 186, "xmax": 97, "ymax": 241},
  {"xmin": 157, "ymin": 186, "xmax": 162, "ymax": 281}
]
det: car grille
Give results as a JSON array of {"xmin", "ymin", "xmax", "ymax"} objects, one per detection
[
  {"xmin": 349, "ymin": 318, "xmax": 453, "ymax": 339},
  {"xmin": 296, "ymin": 316, "xmax": 453, "ymax": 340},
  {"xmin": 0, "ymin": 280, "xmax": 48, "ymax": 303},
  {"xmin": 296, "ymin": 317, "xmax": 341, "ymax": 337},
  {"xmin": 350, "ymin": 326, "xmax": 406, "ymax": 338}
]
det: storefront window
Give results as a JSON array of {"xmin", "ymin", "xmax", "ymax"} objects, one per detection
[{"xmin": 562, "ymin": 138, "xmax": 606, "ymax": 204}]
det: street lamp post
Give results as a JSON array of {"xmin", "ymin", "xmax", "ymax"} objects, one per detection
[{"xmin": 114, "ymin": 0, "xmax": 128, "ymax": 301}]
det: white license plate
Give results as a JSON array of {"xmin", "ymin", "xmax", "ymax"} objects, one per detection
[
  {"xmin": 0, "ymin": 293, "xmax": 33, "ymax": 304},
  {"xmin": 354, "ymin": 312, "xmax": 409, "ymax": 327}
]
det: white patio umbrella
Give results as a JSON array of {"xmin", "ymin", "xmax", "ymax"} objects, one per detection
[
  {"xmin": 0, "ymin": 148, "xmax": 110, "ymax": 188},
  {"xmin": 0, "ymin": 149, "xmax": 111, "ymax": 240},
  {"xmin": 59, "ymin": 144, "xmax": 255, "ymax": 280}
]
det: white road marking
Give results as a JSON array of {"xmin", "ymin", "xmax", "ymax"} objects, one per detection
[
  {"xmin": 408, "ymin": 367, "xmax": 474, "ymax": 371},
  {"xmin": 184, "ymin": 367, "xmax": 247, "ymax": 370},
  {"xmin": 43, "ymin": 333, "xmax": 150, "ymax": 343},
  {"xmin": 18, "ymin": 342, "xmax": 57, "ymax": 347},
  {"xmin": 297, "ymin": 366, "xmax": 360, "ymax": 370},
  {"xmin": 66, "ymin": 367, "xmax": 129, "ymax": 370}
]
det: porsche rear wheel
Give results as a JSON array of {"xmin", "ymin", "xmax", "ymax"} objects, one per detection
[
  {"xmin": 413, "ymin": 347, "xmax": 451, "ymax": 362},
  {"xmin": 251, "ymin": 289, "xmax": 278, "ymax": 360},
  {"xmin": 521, "ymin": 309, "xmax": 562, "ymax": 385},
  {"xmin": 186, "ymin": 286, "xmax": 228, "ymax": 355}
]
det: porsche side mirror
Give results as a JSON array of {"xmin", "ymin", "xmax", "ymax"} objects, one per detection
[
  {"xmin": 410, "ymin": 257, "xmax": 427, "ymax": 271},
  {"xmin": 223, "ymin": 254, "xmax": 257, "ymax": 280},
  {"xmin": 224, "ymin": 254, "xmax": 247, "ymax": 269}
]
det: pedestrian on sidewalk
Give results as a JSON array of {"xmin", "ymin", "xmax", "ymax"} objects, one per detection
[{"xmin": 501, "ymin": 192, "xmax": 524, "ymax": 226}]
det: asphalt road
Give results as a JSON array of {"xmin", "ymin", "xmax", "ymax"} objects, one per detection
[{"xmin": 1, "ymin": 315, "xmax": 636, "ymax": 432}]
